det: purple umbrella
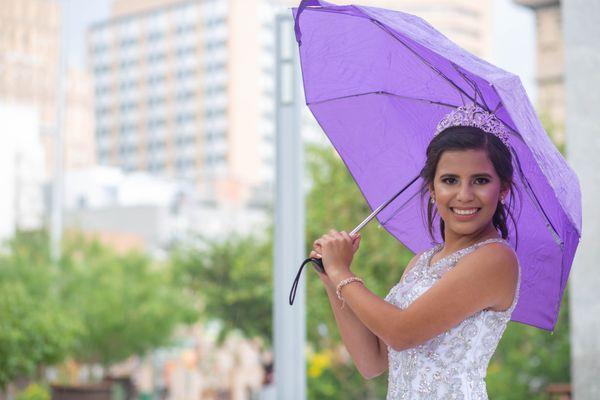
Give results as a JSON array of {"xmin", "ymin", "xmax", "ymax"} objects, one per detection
[{"xmin": 291, "ymin": 0, "xmax": 581, "ymax": 331}]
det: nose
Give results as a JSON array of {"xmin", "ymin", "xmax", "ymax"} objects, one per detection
[{"xmin": 456, "ymin": 182, "xmax": 475, "ymax": 203}]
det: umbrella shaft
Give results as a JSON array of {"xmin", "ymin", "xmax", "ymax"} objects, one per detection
[{"xmin": 350, "ymin": 174, "xmax": 420, "ymax": 236}]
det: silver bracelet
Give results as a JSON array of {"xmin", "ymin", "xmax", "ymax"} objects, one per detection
[{"xmin": 335, "ymin": 276, "xmax": 364, "ymax": 304}]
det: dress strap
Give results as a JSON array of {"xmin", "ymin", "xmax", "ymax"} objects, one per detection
[
  {"xmin": 472, "ymin": 237, "xmax": 509, "ymax": 248},
  {"xmin": 461, "ymin": 237, "xmax": 510, "ymax": 257},
  {"xmin": 428, "ymin": 237, "xmax": 510, "ymax": 269}
]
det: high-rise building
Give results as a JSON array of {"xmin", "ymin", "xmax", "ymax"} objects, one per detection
[
  {"xmin": 0, "ymin": 0, "xmax": 60, "ymax": 126},
  {"xmin": 514, "ymin": 0, "xmax": 564, "ymax": 146},
  {"xmin": 88, "ymin": 0, "xmax": 279, "ymax": 207},
  {"xmin": 0, "ymin": 0, "xmax": 60, "ymax": 173},
  {"xmin": 1, "ymin": 0, "xmax": 97, "ymax": 230}
]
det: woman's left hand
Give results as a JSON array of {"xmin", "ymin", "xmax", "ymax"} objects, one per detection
[{"xmin": 313, "ymin": 229, "xmax": 361, "ymax": 283}]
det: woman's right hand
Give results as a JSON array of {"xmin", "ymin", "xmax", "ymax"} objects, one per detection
[{"xmin": 309, "ymin": 250, "xmax": 336, "ymax": 292}]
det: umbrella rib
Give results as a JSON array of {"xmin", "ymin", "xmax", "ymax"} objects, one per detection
[
  {"xmin": 493, "ymin": 101, "xmax": 504, "ymax": 114},
  {"xmin": 451, "ymin": 63, "xmax": 480, "ymax": 103},
  {"xmin": 350, "ymin": 174, "xmax": 420, "ymax": 236},
  {"xmin": 369, "ymin": 19, "xmax": 486, "ymax": 110},
  {"xmin": 451, "ymin": 63, "xmax": 490, "ymax": 112},
  {"xmin": 380, "ymin": 189, "xmax": 421, "ymax": 226},
  {"xmin": 489, "ymin": 102, "xmax": 525, "ymax": 143},
  {"xmin": 511, "ymin": 147, "xmax": 563, "ymax": 247},
  {"xmin": 308, "ymin": 91, "xmax": 460, "ymax": 108}
]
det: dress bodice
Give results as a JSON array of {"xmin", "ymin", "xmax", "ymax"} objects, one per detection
[{"xmin": 384, "ymin": 238, "xmax": 520, "ymax": 400}]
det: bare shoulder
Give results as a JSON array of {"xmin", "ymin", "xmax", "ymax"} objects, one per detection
[
  {"xmin": 455, "ymin": 242, "xmax": 517, "ymax": 276},
  {"xmin": 467, "ymin": 242, "xmax": 517, "ymax": 270},
  {"xmin": 454, "ymin": 242, "xmax": 519, "ymax": 309}
]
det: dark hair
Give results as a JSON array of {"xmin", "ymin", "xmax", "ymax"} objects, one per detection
[{"xmin": 419, "ymin": 126, "xmax": 519, "ymax": 244}]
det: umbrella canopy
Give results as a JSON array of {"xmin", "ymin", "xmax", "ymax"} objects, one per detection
[{"xmin": 292, "ymin": 0, "xmax": 581, "ymax": 331}]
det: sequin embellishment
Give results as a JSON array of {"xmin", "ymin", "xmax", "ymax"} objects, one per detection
[{"xmin": 384, "ymin": 238, "xmax": 520, "ymax": 400}]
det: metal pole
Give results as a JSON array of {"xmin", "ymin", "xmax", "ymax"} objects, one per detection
[
  {"xmin": 564, "ymin": 0, "xmax": 600, "ymax": 398},
  {"xmin": 273, "ymin": 13, "xmax": 306, "ymax": 400},
  {"xmin": 51, "ymin": 0, "xmax": 68, "ymax": 262}
]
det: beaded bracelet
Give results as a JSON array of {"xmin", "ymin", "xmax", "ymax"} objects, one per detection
[{"xmin": 335, "ymin": 276, "xmax": 364, "ymax": 307}]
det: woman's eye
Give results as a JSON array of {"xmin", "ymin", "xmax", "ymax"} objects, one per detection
[
  {"xmin": 442, "ymin": 178, "xmax": 456, "ymax": 184},
  {"xmin": 474, "ymin": 177, "xmax": 490, "ymax": 184}
]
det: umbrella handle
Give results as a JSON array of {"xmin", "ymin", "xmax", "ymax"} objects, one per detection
[
  {"xmin": 289, "ymin": 257, "xmax": 325, "ymax": 305},
  {"xmin": 289, "ymin": 174, "xmax": 421, "ymax": 306}
]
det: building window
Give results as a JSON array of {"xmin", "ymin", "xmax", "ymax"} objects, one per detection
[
  {"xmin": 147, "ymin": 31, "xmax": 165, "ymax": 42},
  {"xmin": 205, "ymin": 16, "xmax": 226, "ymax": 28},
  {"xmin": 148, "ymin": 96, "xmax": 166, "ymax": 107},
  {"xmin": 147, "ymin": 53, "xmax": 167, "ymax": 64},
  {"xmin": 204, "ymin": 39, "xmax": 227, "ymax": 51},
  {"xmin": 174, "ymin": 91, "xmax": 195, "ymax": 103},
  {"xmin": 149, "ymin": 118, "xmax": 166, "ymax": 126},
  {"xmin": 176, "ymin": 113, "xmax": 196, "ymax": 125},
  {"xmin": 176, "ymin": 24, "xmax": 196, "ymax": 35},
  {"xmin": 93, "ymin": 64, "xmax": 111, "ymax": 75}
]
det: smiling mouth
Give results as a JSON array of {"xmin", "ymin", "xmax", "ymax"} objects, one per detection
[{"xmin": 450, "ymin": 207, "xmax": 481, "ymax": 216}]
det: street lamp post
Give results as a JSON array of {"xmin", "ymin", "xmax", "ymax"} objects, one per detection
[{"xmin": 273, "ymin": 12, "xmax": 306, "ymax": 400}]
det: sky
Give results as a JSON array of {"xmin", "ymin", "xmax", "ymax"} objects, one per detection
[
  {"xmin": 491, "ymin": 0, "xmax": 537, "ymax": 101},
  {"xmin": 57, "ymin": 0, "xmax": 537, "ymax": 101}
]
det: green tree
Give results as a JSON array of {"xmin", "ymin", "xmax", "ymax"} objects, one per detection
[
  {"xmin": 0, "ymin": 230, "xmax": 199, "ymax": 390},
  {"xmin": 15, "ymin": 383, "xmax": 51, "ymax": 400},
  {"xmin": 0, "ymin": 231, "xmax": 79, "ymax": 389},
  {"xmin": 59, "ymin": 233, "xmax": 199, "ymax": 367},
  {"xmin": 487, "ymin": 292, "xmax": 570, "ymax": 399},
  {"xmin": 170, "ymin": 234, "xmax": 273, "ymax": 344}
]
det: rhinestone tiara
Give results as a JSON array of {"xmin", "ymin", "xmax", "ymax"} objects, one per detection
[{"xmin": 434, "ymin": 103, "xmax": 510, "ymax": 147}]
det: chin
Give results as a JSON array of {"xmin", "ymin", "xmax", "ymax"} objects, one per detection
[
  {"xmin": 442, "ymin": 217, "xmax": 489, "ymax": 235},
  {"xmin": 447, "ymin": 218, "xmax": 494, "ymax": 236}
]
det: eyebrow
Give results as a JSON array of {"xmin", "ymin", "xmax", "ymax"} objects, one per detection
[{"xmin": 439, "ymin": 173, "xmax": 493, "ymax": 178}]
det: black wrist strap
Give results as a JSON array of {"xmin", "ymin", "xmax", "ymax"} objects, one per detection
[{"xmin": 289, "ymin": 257, "xmax": 325, "ymax": 305}]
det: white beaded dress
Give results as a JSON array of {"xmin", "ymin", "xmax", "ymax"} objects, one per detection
[{"xmin": 384, "ymin": 238, "xmax": 520, "ymax": 400}]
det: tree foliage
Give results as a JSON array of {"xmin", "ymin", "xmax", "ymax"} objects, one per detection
[
  {"xmin": 0, "ymin": 231, "xmax": 79, "ymax": 389},
  {"xmin": 170, "ymin": 234, "xmax": 273, "ymax": 344},
  {"xmin": 0, "ymin": 231, "xmax": 198, "ymax": 388},
  {"xmin": 59, "ymin": 233, "xmax": 198, "ymax": 366}
]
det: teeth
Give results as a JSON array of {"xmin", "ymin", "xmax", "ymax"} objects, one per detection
[{"xmin": 452, "ymin": 208, "xmax": 479, "ymax": 215}]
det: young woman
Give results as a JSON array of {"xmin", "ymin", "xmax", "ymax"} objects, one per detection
[{"xmin": 311, "ymin": 109, "xmax": 520, "ymax": 399}]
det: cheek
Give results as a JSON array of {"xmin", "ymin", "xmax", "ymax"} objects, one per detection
[
  {"xmin": 479, "ymin": 186, "xmax": 501, "ymax": 206},
  {"xmin": 433, "ymin": 186, "xmax": 453, "ymax": 204}
]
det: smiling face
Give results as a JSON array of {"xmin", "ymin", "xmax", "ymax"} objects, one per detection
[{"xmin": 430, "ymin": 149, "xmax": 508, "ymax": 239}]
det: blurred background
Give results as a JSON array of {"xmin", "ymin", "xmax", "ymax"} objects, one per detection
[{"xmin": 0, "ymin": 0, "xmax": 588, "ymax": 399}]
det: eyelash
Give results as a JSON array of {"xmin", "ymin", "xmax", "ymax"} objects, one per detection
[{"xmin": 441, "ymin": 177, "xmax": 490, "ymax": 185}]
